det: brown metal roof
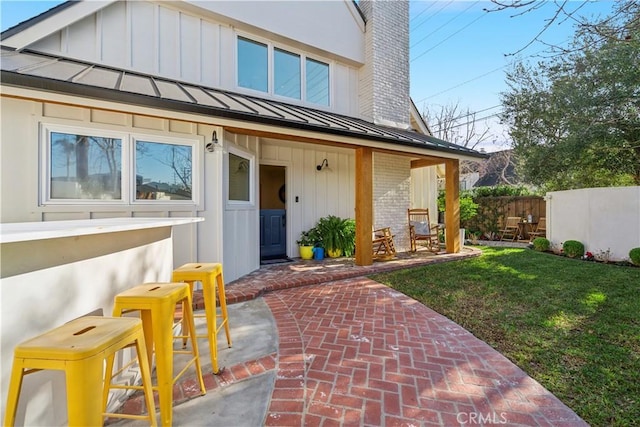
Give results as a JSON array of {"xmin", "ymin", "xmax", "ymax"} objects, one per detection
[{"xmin": 0, "ymin": 47, "xmax": 484, "ymax": 158}]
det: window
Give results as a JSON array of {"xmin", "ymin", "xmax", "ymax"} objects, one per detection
[
  {"xmin": 306, "ymin": 58, "xmax": 329, "ymax": 106},
  {"xmin": 237, "ymin": 37, "xmax": 268, "ymax": 92},
  {"xmin": 49, "ymin": 131, "xmax": 122, "ymax": 200},
  {"xmin": 237, "ymin": 36, "xmax": 330, "ymax": 105},
  {"xmin": 135, "ymin": 140, "xmax": 192, "ymax": 201},
  {"xmin": 42, "ymin": 124, "xmax": 198, "ymax": 205},
  {"xmin": 274, "ymin": 48, "xmax": 300, "ymax": 99},
  {"xmin": 228, "ymin": 152, "xmax": 251, "ymax": 202}
]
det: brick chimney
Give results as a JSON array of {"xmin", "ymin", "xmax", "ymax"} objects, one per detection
[{"xmin": 358, "ymin": 0, "xmax": 410, "ymax": 129}]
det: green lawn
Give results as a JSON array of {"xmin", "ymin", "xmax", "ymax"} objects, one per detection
[{"xmin": 371, "ymin": 246, "xmax": 640, "ymax": 427}]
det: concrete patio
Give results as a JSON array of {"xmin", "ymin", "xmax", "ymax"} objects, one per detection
[{"xmin": 110, "ymin": 246, "xmax": 586, "ymax": 426}]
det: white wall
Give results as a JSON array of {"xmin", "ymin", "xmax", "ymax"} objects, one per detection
[
  {"xmin": 374, "ymin": 153, "xmax": 411, "ymax": 251},
  {"xmin": 0, "ymin": 228, "xmax": 174, "ymax": 425},
  {"xmin": 260, "ymin": 138, "xmax": 355, "ymax": 257},
  {"xmin": 28, "ymin": 0, "xmax": 362, "ymax": 116},
  {"xmin": 191, "ymin": 0, "xmax": 365, "ymax": 62},
  {"xmin": 0, "ymin": 97, "xmax": 209, "ymax": 269},
  {"xmin": 547, "ymin": 186, "xmax": 640, "ymax": 261}
]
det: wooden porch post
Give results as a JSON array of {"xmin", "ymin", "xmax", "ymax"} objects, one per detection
[
  {"xmin": 355, "ymin": 147, "xmax": 373, "ymax": 266},
  {"xmin": 444, "ymin": 158, "xmax": 460, "ymax": 253}
]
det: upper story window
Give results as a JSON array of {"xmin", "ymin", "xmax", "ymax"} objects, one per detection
[
  {"xmin": 237, "ymin": 35, "xmax": 330, "ymax": 106},
  {"xmin": 42, "ymin": 124, "xmax": 199, "ymax": 205},
  {"xmin": 238, "ymin": 37, "xmax": 268, "ymax": 92},
  {"xmin": 274, "ymin": 48, "xmax": 301, "ymax": 99},
  {"xmin": 306, "ymin": 58, "xmax": 329, "ymax": 106}
]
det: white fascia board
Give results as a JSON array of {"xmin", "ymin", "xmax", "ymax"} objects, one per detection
[
  {"xmin": 2, "ymin": 1, "xmax": 116, "ymax": 50},
  {"xmin": 410, "ymin": 100, "xmax": 431, "ymax": 136}
]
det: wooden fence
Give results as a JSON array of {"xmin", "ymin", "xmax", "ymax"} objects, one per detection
[{"xmin": 465, "ymin": 196, "xmax": 546, "ymax": 239}]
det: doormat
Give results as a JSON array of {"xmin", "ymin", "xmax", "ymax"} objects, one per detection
[{"xmin": 260, "ymin": 257, "xmax": 294, "ymax": 266}]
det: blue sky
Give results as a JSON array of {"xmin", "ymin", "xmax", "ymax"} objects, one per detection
[{"xmin": 1, "ymin": 0, "xmax": 616, "ymax": 151}]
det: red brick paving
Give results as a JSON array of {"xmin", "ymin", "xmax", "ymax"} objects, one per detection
[
  {"xmin": 263, "ymin": 277, "xmax": 587, "ymax": 427},
  {"xmin": 117, "ymin": 248, "xmax": 587, "ymax": 426}
]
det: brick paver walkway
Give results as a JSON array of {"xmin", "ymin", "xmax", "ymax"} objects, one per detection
[
  {"xmin": 263, "ymin": 277, "xmax": 586, "ymax": 427},
  {"xmin": 116, "ymin": 247, "xmax": 586, "ymax": 426}
]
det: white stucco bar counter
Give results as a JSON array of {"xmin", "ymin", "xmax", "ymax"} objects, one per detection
[{"xmin": 0, "ymin": 217, "xmax": 203, "ymax": 426}]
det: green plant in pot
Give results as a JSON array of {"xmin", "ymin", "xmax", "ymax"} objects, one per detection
[
  {"xmin": 315, "ymin": 215, "xmax": 355, "ymax": 258},
  {"xmin": 297, "ymin": 228, "xmax": 320, "ymax": 260}
]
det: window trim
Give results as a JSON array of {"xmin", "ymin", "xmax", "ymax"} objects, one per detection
[
  {"xmin": 225, "ymin": 145, "xmax": 255, "ymax": 209},
  {"xmin": 40, "ymin": 123, "xmax": 201, "ymax": 206},
  {"xmin": 235, "ymin": 33, "xmax": 331, "ymax": 107},
  {"xmin": 40, "ymin": 123, "xmax": 129, "ymax": 205},
  {"xmin": 131, "ymin": 134, "xmax": 201, "ymax": 205}
]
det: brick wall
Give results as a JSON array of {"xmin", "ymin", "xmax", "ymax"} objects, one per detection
[
  {"xmin": 374, "ymin": 153, "xmax": 411, "ymax": 251},
  {"xmin": 359, "ymin": 0, "xmax": 410, "ymax": 128}
]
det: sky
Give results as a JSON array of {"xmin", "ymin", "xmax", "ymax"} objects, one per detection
[{"xmin": 1, "ymin": 0, "xmax": 617, "ymax": 152}]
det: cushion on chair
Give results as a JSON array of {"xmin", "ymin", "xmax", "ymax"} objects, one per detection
[{"xmin": 410, "ymin": 221, "xmax": 430, "ymax": 235}]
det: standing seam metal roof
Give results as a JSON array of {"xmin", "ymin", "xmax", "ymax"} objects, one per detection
[{"xmin": 0, "ymin": 47, "xmax": 484, "ymax": 158}]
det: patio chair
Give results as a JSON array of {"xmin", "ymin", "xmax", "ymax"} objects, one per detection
[
  {"xmin": 499, "ymin": 216, "xmax": 521, "ymax": 241},
  {"xmin": 372, "ymin": 227, "xmax": 396, "ymax": 260},
  {"xmin": 528, "ymin": 217, "xmax": 546, "ymax": 242},
  {"xmin": 408, "ymin": 209, "xmax": 441, "ymax": 253}
]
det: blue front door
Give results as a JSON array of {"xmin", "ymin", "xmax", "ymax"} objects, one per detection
[{"xmin": 260, "ymin": 209, "xmax": 286, "ymax": 258}]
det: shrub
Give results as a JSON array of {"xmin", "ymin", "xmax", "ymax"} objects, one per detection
[
  {"xmin": 629, "ymin": 247, "xmax": 640, "ymax": 266},
  {"xmin": 532, "ymin": 237, "xmax": 550, "ymax": 252},
  {"xmin": 563, "ymin": 240, "xmax": 585, "ymax": 258}
]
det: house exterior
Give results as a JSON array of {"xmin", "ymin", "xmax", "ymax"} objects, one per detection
[{"xmin": 1, "ymin": 1, "xmax": 483, "ymax": 422}]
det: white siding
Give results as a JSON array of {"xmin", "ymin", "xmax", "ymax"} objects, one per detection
[
  {"xmin": 0, "ymin": 96, "xmax": 210, "ymax": 270},
  {"xmin": 28, "ymin": 0, "xmax": 360, "ymax": 116},
  {"xmin": 223, "ymin": 133, "xmax": 260, "ymax": 281},
  {"xmin": 260, "ymin": 139, "xmax": 355, "ymax": 257}
]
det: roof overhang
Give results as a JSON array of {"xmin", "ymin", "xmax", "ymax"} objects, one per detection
[{"xmin": 0, "ymin": 47, "xmax": 486, "ymax": 162}]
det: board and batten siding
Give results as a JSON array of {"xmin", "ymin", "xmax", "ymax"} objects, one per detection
[
  {"xmin": 28, "ymin": 0, "xmax": 361, "ymax": 116},
  {"xmin": 260, "ymin": 139, "xmax": 355, "ymax": 257},
  {"xmin": 0, "ymin": 96, "xmax": 214, "ymax": 270}
]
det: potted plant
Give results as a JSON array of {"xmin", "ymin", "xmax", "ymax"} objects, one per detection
[
  {"xmin": 315, "ymin": 215, "xmax": 355, "ymax": 258},
  {"xmin": 297, "ymin": 229, "xmax": 317, "ymax": 260}
]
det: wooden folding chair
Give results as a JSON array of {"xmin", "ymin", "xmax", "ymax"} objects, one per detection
[
  {"xmin": 499, "ymin": 216, "xmax": 521, "ymax": 241},
  {"xmin": 528, "ymin": 217, "xmax": 546, "ymax": 242},
  {"xmin": 408, "ymin": 209, "xmax": 441, "ymax": 253},
  {"xmin": 372, "ymin": 227, "xmax": 396, "ymax": 260}
]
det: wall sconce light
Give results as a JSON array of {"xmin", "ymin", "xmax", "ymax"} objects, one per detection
[
  {"xmin": 206, "ymin": 130, "xmax": 219, "ymax": 152},
  {"xmin": 316, "ymin": 158, "xmax": 329, "ymax": 171}
]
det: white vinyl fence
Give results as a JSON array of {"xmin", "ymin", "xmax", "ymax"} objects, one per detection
[{"xmin": 546, "ymin": 186, "xmax": 640, "ymax": 261}]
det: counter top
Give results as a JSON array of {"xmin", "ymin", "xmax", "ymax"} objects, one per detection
[{"xmin": 0, "ymin": 217, "xmax": 204, "ymax": 243}]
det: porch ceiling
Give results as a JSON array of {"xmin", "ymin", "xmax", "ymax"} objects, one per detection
[{"xmin": 0, "ymin": 47, "xmax": 485, "ymax": 159}]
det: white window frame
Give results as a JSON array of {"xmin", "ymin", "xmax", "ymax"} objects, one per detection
[
  {"xmin": 40, "ymin": 123, "xmax": 130, "ymax": 205},
  {"xmin": 40, "ymin": 123, "xmax": 201, "ymax": 206},
  {"xmin": 235, "ymin": 33, "xmax": 331, "ymax": 107},
  {"xmin": 225, "ymin": 145, "xmax": 255, "ymax": 209},
  {"xmin": 131, "ymin": 134, "xmax": 201, "ymax": 206}
]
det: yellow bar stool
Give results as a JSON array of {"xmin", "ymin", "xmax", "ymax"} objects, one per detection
[
  {"xmin": 172, "ymin": 263, "xmax": 232, "ymax": 374},
  {"xmin": 108, "ymin": 283, "xmax": 206, "ymax": 427},
  {"xmin": 4, "ymin": 316, "xmax": 157, "ymax": 427}
]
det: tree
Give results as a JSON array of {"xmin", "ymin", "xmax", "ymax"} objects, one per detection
[
  {"xmin": 500, "ymin": 1, "xmax": 640, "ymax": 190},
  {"xmin": 423, "ymin": 102, "xmax": 492, "ymax": 150}
]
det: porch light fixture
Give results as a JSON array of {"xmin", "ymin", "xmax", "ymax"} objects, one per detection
[
  {"xmin": 206, "ymin": 130, "xmax": 219, "ymax": 152},
  {"xmin": 316, "ymin": 158, "xmax": 328, "ymax": 171}
]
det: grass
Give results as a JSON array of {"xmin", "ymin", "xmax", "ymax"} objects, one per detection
[{"xmin": 371, "ymin": 246, "xmax": 640, "ymax": 427}]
